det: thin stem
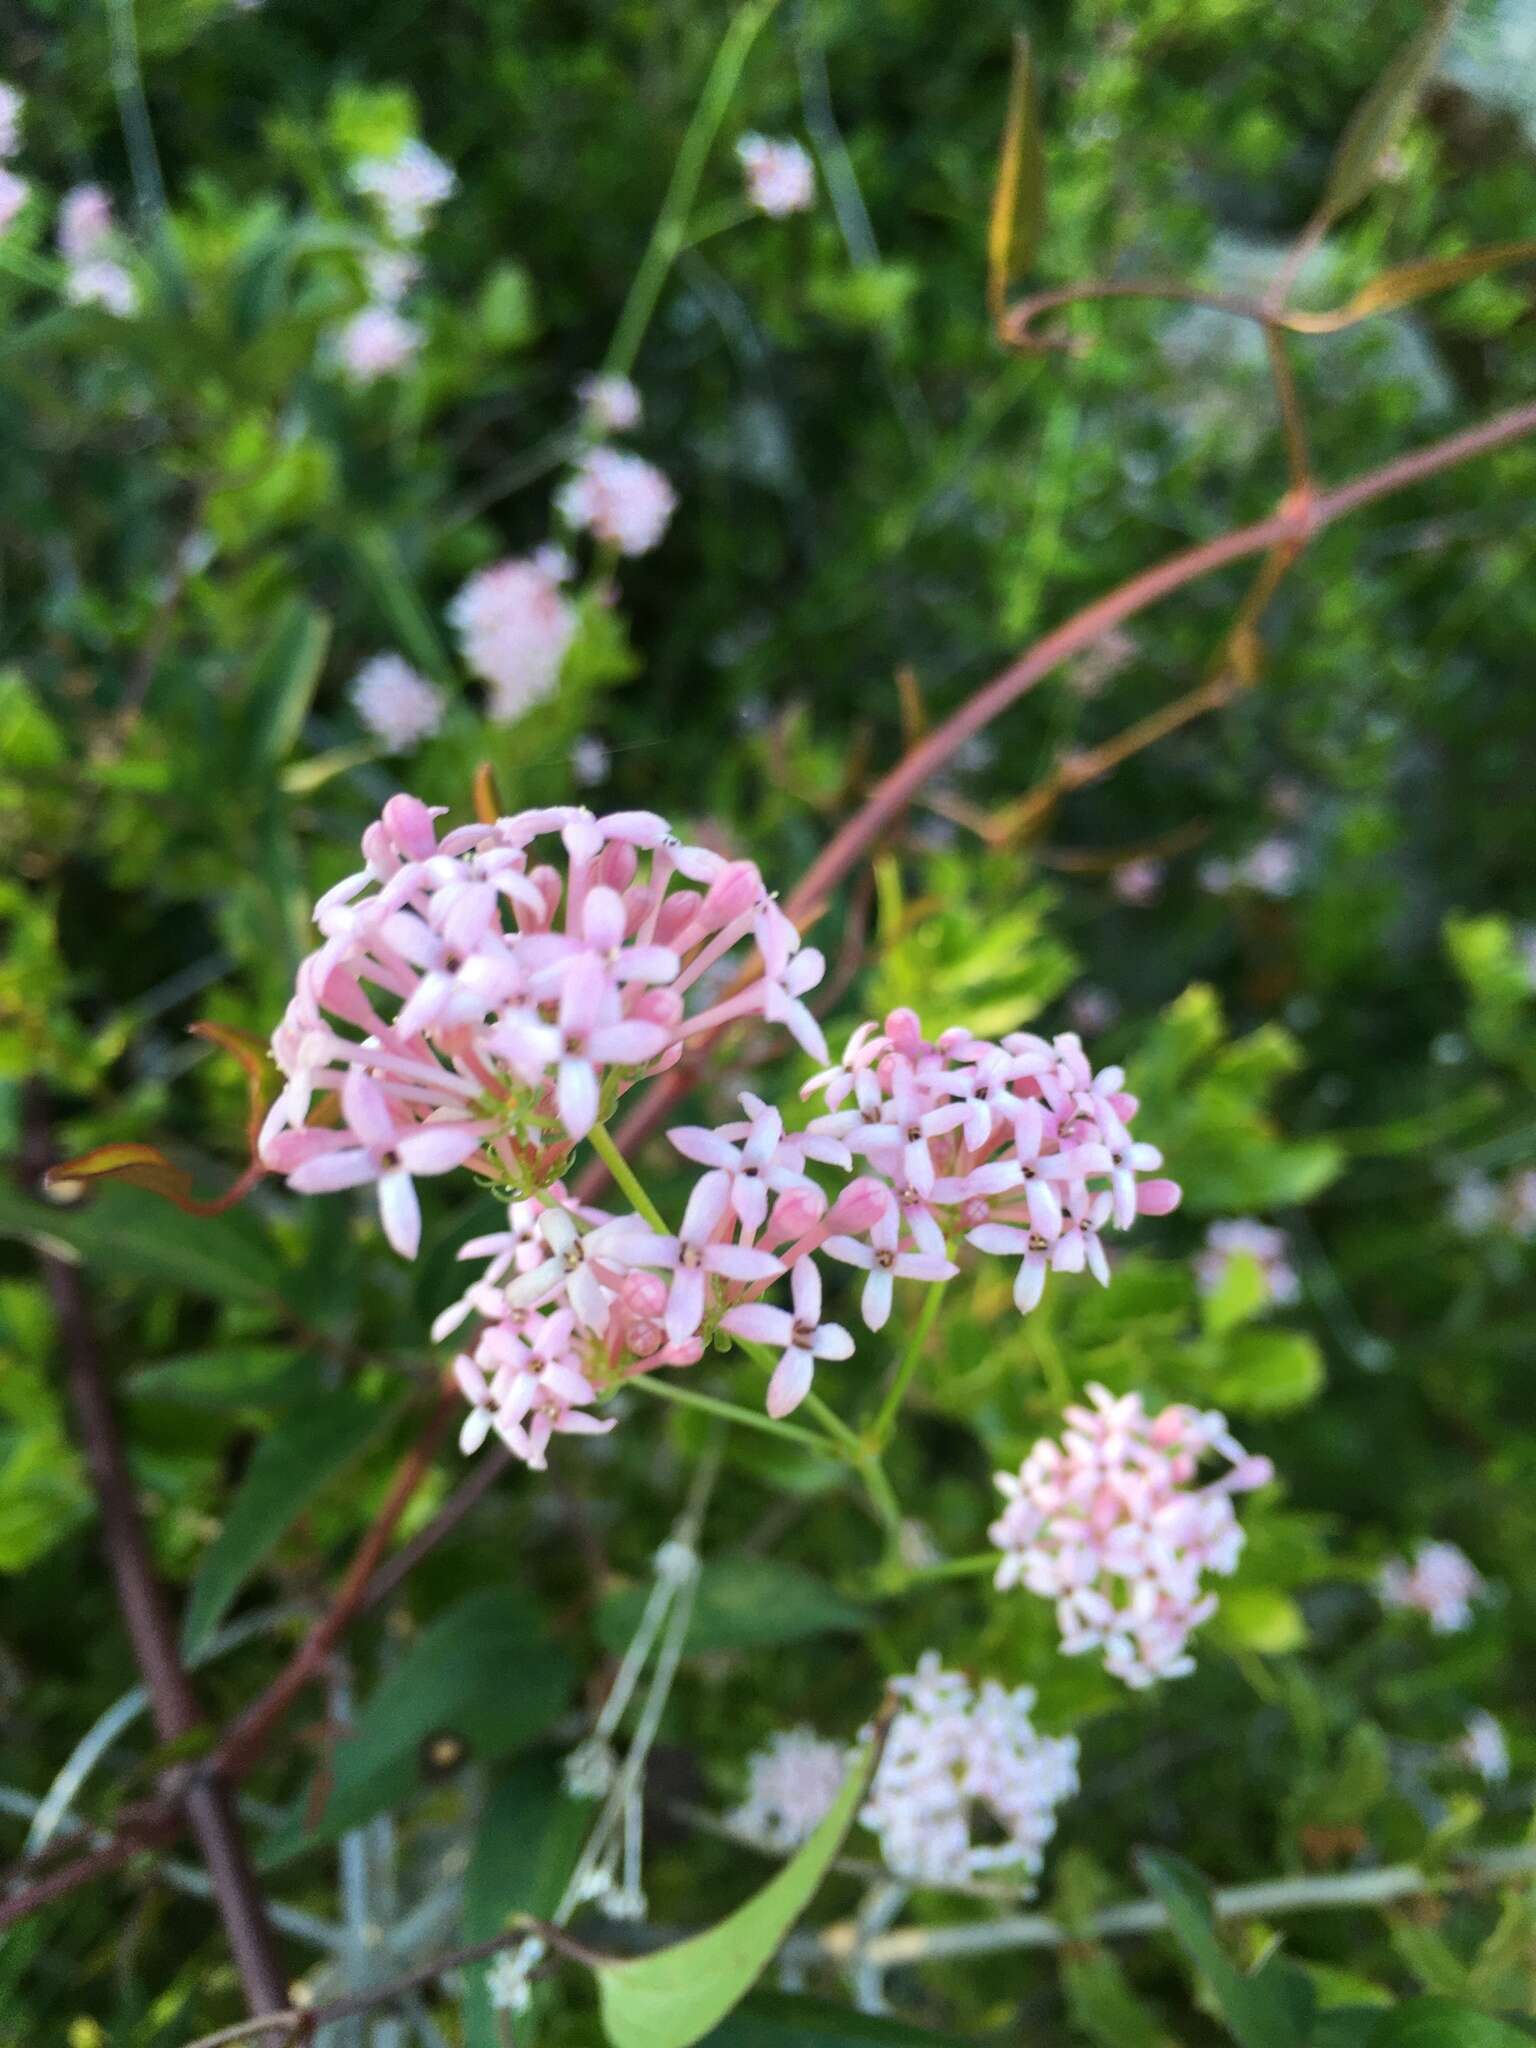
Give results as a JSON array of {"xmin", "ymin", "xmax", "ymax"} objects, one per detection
[
  {"xmin": 896, "ymin": 1551, "xmax": 996, "ymax": 1586},
  {"xmin": 601, "ymin": 0, "xmax": 779, "ymax": 380},
  {"xmin": 626, "ymin": 1370, "xmax": 832, "ymax": 1451},
  {"xmin": 804, "ymin": 1846, "xmax": 1536, "ymax": 1968},
  {"xmin": 869, "ymin": 1281, "xmax": 948, "ymax": 1446},
  {"xmin": 587, "ymin": 1119, "xmax": 669, "ymax": 1234}
]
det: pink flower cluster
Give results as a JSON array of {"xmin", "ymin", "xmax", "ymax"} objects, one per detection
[
  {"xmin": 58, "ymin": 184, "xmax": 137, "ymax": 316},
  {"xmin": 990, "ymin": 1385, "xmax": 1273, "ymax": 1688},
  {"xmin": 349, "ymin": 139, "xmax": 456, "ymax": 239},
  {"xmin": 259, "ymin": 795, "xmax": 822, "ymax": 1265},
  {"xmin": 329, "ymin": 138, "xmax": 452, "ymax": 384},
  {"xmin": 333, "ymin": 303, "xmax": 422, "ymax": 385},
  {"xmin": 729, "ymin": 1727, "xmax": 848, "ymax": 1852},
  {"xmin": 1195, "ymin": 1219, "xmax": 1300, "ymax": 1309},
  {"xmin": 448, "ymin": 550, "xmax": 577, "ymax": 722},
  {"xmin": 1378, "ymin": 1541, "xmax": 1485, "ymax": 1634},
  {"xmin": 860, "ymin": 1654, "xmax": 1079, "ymax": 1887},
  {"xmin": 348, "ymin": 653, "xmax": 445, "ymax": 753}
]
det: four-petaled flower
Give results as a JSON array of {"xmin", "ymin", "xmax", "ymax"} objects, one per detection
[{"xmin": 722, "ymin": 1257, "xmax": 854, "ymax": 1417}]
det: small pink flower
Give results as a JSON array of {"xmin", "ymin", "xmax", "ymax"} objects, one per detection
[
  {"xmin": 333, "ymin": 303, "xmax": 422, "ymax": 384},
  {"xmin": 722, "ymin": 1256, "xmax": 852, "ymax": 1417},
  {"xmin": 0, "ymin": 166, "xmax": 30, "ymax": 236},
  {"xmin": 280, "ymin": 1068, "xmax": 482, "ymax": 1258},
  {"xmin": 667, "ymin": 1098, "xmax": 810, "ymax": 1233},
  {"xmin": 823, "ymin": 1204, "xmax": 956, "ymax": 1330},
  {"xmin": 448, "ymin": 554, "xmax": 577, "ymax": 720},
  {"xmin": 1111, "ymin": 857, "xmax": 1164, "ymax": 906},
  {"xmin": 57, "ymin": 184, "xmax": 114, "ymax": 264},
  {"xmin": 623, "ymin": 1170, "xmax": 783, "ymax": 1343},
  {"xmin": 350, "ymin": 139, "xmax": 456, "ymax": 239}
]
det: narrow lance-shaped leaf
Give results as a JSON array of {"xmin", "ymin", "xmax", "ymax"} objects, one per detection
[
  {"xmin": 1284, "ymin": 241, "xmax": 1536, "ymax": 334},
  {"xmin": 242, "ymin": 600, "xmax": 331, "ymax": 766},
  {"xmin": 987, "ymin": 31, "xmax": 1046, "ymax": 325},
  {"xmin": 1317, "ymin": 1, "xmax": 1459, "ymax": 225},
  {"xmin": 596, "ymin": 1709, "xmax": 890, "ymax": 2048},
  {"xmin": 182, "ymin": 1385, "xmax": 399, "ymax": 1655},
  {"xmin": 1135, "ymin": 1850, "xmax": 1301, "ymax": 2048}
]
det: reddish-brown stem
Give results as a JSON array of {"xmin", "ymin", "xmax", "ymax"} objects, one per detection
[
  {"xmin": 213, "ymin": 1380, "xmax": 459, "ymax": 1784},
  {"xmin": 22, "ymin": 1089, "xmax": 289, "ymax": 2015}
]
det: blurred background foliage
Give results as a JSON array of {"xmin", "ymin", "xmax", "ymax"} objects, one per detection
[{"xmin": 3, "ymin": 0, "xmax": 1536, "ymax": 2041}]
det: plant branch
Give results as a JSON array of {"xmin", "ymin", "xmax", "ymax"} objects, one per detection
[
  {"xmin": 20, "ymin": 1088, "xmax": 288, "ymax": 2016},
  {"xmin": 213, "ymin": 1378, "xmax": 459, "ymax": 1785}
]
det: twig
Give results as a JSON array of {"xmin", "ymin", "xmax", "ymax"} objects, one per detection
[
  {"xmin": 804, "ymin": 1845, "xmax": 1536, "ymax": 1968},
  {"xmin": 572, "ymin": 397, "xmax": 1536, "ymax": 1192},
  {"xmin": 21, "ymin": 1087, "xmax": 288, "ymax": 2014}
]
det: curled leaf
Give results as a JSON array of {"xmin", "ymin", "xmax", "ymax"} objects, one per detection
[
  {"xmin": 44, "ymin": 1020, "xmax": 274, "ymax": 1217},
  {"xmin": 987, "ymin": 31, "xmax": 1046, "ymax": 327}
]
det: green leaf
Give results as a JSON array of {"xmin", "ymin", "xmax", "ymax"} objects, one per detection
[
  {"xmin": 1135, "ymin": 1852, "xmax": 1301, "ymax": 2048},
  {"xmin": 262, "ymin": 1588, "xmax": 573, "ymax": 1860},
  {"xmin": 1060, "ymin": 1945, "xmax": 1167, "ymax": 2048},
  {"xmin": 987, "ymin": 31, "xmax": 1046, "ymax": 319},
  {"xmin": 1209, "ymin": 1330, "xmax": 1326, "ymax": 1414},
  {"xmin": 1319, "ymin": 3, "xmax": 1460, "ymax": 224},
  {"xmin": 241, "ymin": 602, "xmax": 331, "ymax": 766},
  {"xmin": 0, "ymin": 1182, "xmax": 282, "ymax": 1306},
  {"xmin": 701, "ymin": 1993, "xmax": 967, "ymax": 2044},
  {"xmin": 182, "ymin": 1385, "xmax": 396, "ymax": 1655},
  {"xmin": 478, "ymin": 263, "xmax": 537, "ymax": 349},
  {"xmin": 128, "ymin": 1345, "xmax": 307, "ymax": 1410},
  {"xmin": 463, "ymin": 1756, "xmax": 588, "ymax": 2048},
  {"xmin": 596, "ymin": 1558, "xmax": 866, "ymax": 1656},
  {"xmin": 1201, "ymin": 1250, "xmax": 1268, "ymax": 1336},
  {"xmin": 1369, "ymin": 2001, "xmax": 1536, "ymax": 2048},
  {"xmin": 347, "ymin": 525, "xmax": 454, "ymax": 681},
  {"xmin": 1289, "ymin": 242, "xmax": 1536, "ymax": 334},
  {"xmin": 596, "ymin": 1727, "xmax": 882, "ymax": 2048}
]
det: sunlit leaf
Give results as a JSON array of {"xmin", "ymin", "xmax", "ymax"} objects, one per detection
[{"xmin": 596, "ymin": 1715, "xmax": 886, "ymax": 2048}]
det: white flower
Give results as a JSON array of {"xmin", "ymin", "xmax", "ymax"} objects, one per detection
[
  {"xmin": 577, "ymin": 372, "xmax": 642, "ymax": 434},
  {"xmin": 557, "ymin": 447, "xmax": 677, "ymax": 556},
  {"xmin": 0, "ymin": 83, "xmax": 23, "ymax": 161},
  {"xmin": 0, "ymin": 166, "xmax": 29, "ymax": 237},
  {"xmin": 364, "ymin": 247, "xmax": 421, "ymax": 305},
  {"xmin": 349, "ymin": 654, "xmax": 445, "ymax": 753},
  {"xmin": 736, "ymin": 133, "xmax": 816, "ymax": 217},
  {"xmin": 1378, "ymin": 1542, "xmax": 1485, "ymax": 1634},
  {"xmin": 65, "ymin": 258, "xmax": 139, "ymax": 318},
  {"xmin": 1455, "ymin": 1711, "xmax": 1509, "ymax": 1785},
  {"xmin": 57, "ymin": 184, "xmax": 114, "ymax": 265},
  {"xmin": 350, "ymin": 139, "xmax": 456, "ymax": 240}
]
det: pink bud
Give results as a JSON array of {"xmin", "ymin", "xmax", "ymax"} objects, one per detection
[
  {"xmin": 629, "ymin": 986, "xmax": 683, "ymax": 1027},
  {"xmin": 530, "ymin": 865, "xmax": 563, "ymax": 922},
  {"xmin": 827, "ymin": 1176, "xmax": 892, "ymax": 1233},
  {"xmin": 699, "ymin": 860, "xmax": 761, "ymax": 931},
  {"xmin": 382, "ymin": 793, "xmax": 441, "ymax": 859},
  {"xmin": 628, "ymin": 1318, "xmax": 663, "ymax": 1357},
  {"xmin": 622, "ymin": 1271, "xmax": 668, "ymax": 1318},
  {"xmin": 766, "ymin": 1185, "xmax": 827, "ymax": 1241},
  {"xmin": 656, "ymin": 891, "xmax": 703, "ymax": 946},
  {"xmin": 884, "ymin": 1008, "xmax": 923, "ymax": 1054},
  {"xmin": 1136, "ymin": 1178, "xmax": 1182, "ymax": 1216},
  {"xmin": 599, "ymin": 839, "xmax": 639, "ymax": 892}
]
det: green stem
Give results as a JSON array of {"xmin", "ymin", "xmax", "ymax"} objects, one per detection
[
  {"xmin": 869, "ymin": 1280, "xmax": 949, "ymax": 1447},
  {"xmin": 626, "ymin": 1371, "xmax": 831, "ymax": 1451},
  {"xmin": 587, "ymin": 1120, "xmax": 669, "ymax": 1235},
  {"xmin": 898, "ymin": 1551, "xmax": 997, "ymax": 1586},
  {"xmin": 601, "ymin": 0, "xmax": 779, "ymax": 380}
]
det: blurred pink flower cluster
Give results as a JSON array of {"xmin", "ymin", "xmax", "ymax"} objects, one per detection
[
  {"xmin": 860, "ymin": 1653, "xmax": 1079, "ymax": 1886},
  {"xmin": 1195, "ymin": 1218, "xmax": 1300, "ymax": 1308},
  {"xmin": 57, "ymin": 184, "xmax": 138, "ymax": 316},
  {"xmin": 735, "ymin": 134, "xmax": 816, "ymax": 217},
  {"xmin": 449, "ymin": 549, "xmax": 578, "ymax": 722},
  {"xmin": 330, "ymin": 138, "xmax": 454, "ymax": 384},
  {"xmin": 729, "ymin": 1727, "xmax": 849, "ymax": 1852},
  {"xmin": 990, "ymin": 1385, "xmax": 1272, "ymax": 1688},
  {"xmin": 1378, "ymin": 1540, "xmax": 1485, "ymax": 1634},
  {"xmin": 259, "ymin": 795, "xmax": 821, "ymax": 1263}
]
